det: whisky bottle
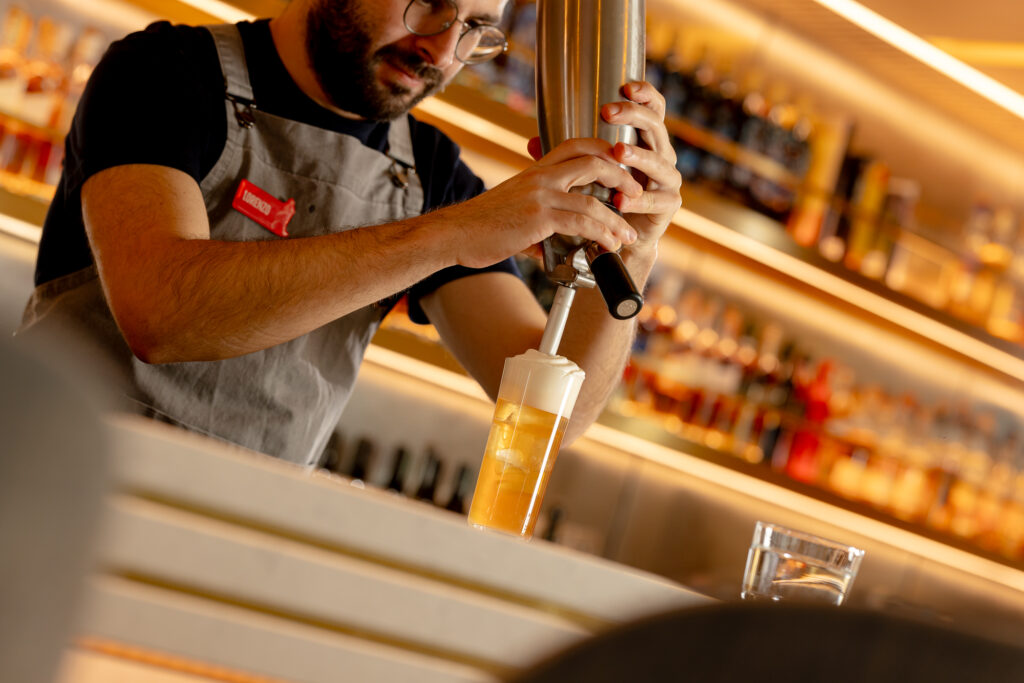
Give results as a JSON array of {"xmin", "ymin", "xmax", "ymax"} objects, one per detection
[
  {"xmin": 415, "ymin": 450, "xmax": 442, "ymax": 504},
  {"xmin": 386, "ymin": 446, "xmax": 411, "ymax": 494},
  {"xmin": 444, "ymin": 464, "xmax": 475, "ymax": 514}
]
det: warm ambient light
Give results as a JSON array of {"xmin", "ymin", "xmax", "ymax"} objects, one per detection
[
  {"xmin": 810, "ymin": 0, "xmax": 1024, "ymax": 121},
  {"xmin": 674, "ymin": 205, "xmax": 1024, "ymax": 385},
  {"xmin": 929, "ymin": 37, "xmax": 1024, "ymax": 69},
  {"xmin": 175, "ymin": 0, "xmax": 254, "ymax": 22}
]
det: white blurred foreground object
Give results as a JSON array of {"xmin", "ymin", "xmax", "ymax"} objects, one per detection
[
  {"xmin": 741, "ymin": 521, "xmax": 865, "ymax": 606},
  {"xmin": 0, "ymin": 339, "xmax": 111, "ymax": 683}
]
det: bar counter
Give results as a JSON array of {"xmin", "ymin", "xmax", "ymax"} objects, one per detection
[{"xmin": 54, "ymin": 412, "xmax": 710, "ymax": 683}]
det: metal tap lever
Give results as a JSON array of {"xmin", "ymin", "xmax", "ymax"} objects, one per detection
[{"xmin": 586, "ymin": 242, "xmax": 643, "ymax": 320}]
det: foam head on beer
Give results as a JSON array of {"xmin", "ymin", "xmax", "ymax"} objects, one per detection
[{"xmin": 498, "ymin": 349, "xmax": 585, "ymax": 415}]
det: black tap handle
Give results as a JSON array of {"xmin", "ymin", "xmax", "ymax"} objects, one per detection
[{"xmin": 588, "ymin": 248, "xmax": 643, "ymax": 320}]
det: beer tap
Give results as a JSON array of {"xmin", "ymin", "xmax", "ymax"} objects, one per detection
[{"xmin": 535, "ymin": 0, "xmax": 647, "ymax": 356}]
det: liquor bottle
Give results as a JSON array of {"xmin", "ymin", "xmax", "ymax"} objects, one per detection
[
  {"xmin": 888, "ymin": 403, "xmax": 940, "ymax": 522},
  {"xmin": 729, "ymin": 320, "xmax": 773, "ymax": 463},
  {"xmin": 541, "ymin": 506, "xmax": 564, "ymax": 542},
  {"xmin": 53, "ymin": 27, "xmax": 106, "ymax": 134},
  {"xmin": 415, "ymin": 450, "xmax": 442, "ymax": 504},
  {"xmin": 995, "ymin": 453, "xmax": 1024, "ymax": 558},
  {"xmin": 444, "ymin": 464, "xmax": 475, "ymax": 514},
  {"xmin": 20, "ymin": 17, "xmax": 73, "ymax": 129},
  {"xmin": 757, "ymin": 341, "xmax": 796, "ymax": 469},
  {"xmin": 948, "ymin": 203, "xmax": 1003, "ymax": 326},
  {"xmin": 0, "ymin": 6, "xmax": 32, "ymax": 113},
  {"xmin": 787, "ymin": 111, "xmax": 854, "ymax": 248},
  {"xmin": 860, "ymin": 177, "xmax": 919, "ymax": 280},
  {"xmin": 858, "ymin": 391, "xmax": 906, "ymax": 509},
  {"xmin": 697, "ymin": 59, "xmax": 741, "ymax": 193},
  {"xmin": 347, "ymin": 437, "xmax": 375, "ymax": 484},
  {"xmin": 817, "ymin": 154, "xmax": 865, "ymax": 263},
  {"xmin": 319, "ymin": 431, "xmax": 345, "ymax": 474},
  {"xmin": 726, "ymin": 68, "xmax": 766, "ymax": 204},
  {"xmin": 501, "ymin": 0, "xmax": 537, "ymax": 114},
  {"xmin": 386, "ymin": 446, "xmax": 411, "ymax": 494},
  {"xmin": 973, "ymin": 428, "xmax": 1017, "ymax": 550},
  {"xmin": 674, "ymin": 48, "xmax": 715, "ymax": 182},
  {"xmin": 947, "ymin": 412, "xmax": 995, "ymax": 539},
  {"xmin": 748, "ymin": 83, "xmax": 799, "ymax": 221},
  {"xmin": 843, "ymin": 159, "xmax": 890, "ymax": 272},
  {"xmin": 784, "ymin": 358, "xmax": 833, "ymax": 484},
  {"xmin": 926, "ymin": 404, "xmax": 969, "ymax": 533}
]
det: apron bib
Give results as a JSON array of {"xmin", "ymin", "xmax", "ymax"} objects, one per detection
[{"xmin": 20, "ymin": 23, "xmax": 424, "ymax": 465}]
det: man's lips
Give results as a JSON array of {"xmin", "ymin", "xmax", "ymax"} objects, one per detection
[{"xmin": 382, "ymin": 57, "xmax": 426, "ymax": 89}]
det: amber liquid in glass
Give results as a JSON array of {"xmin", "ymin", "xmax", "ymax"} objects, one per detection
[{"xmin": 468, "ymin": 398, "xmax": 568, "ymax": 536}]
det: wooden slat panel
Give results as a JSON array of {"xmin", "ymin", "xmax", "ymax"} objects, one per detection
[
  {"xmin": 98, "ymin": 495, "xmax": 586, "ymax": 670},
  {"xmin": 79, "ymin": 576, "xmax": 495, "ymax": 683},
  {"xmin": 105, "ymin": 415, "xmax": 709, "ymax": 625}
]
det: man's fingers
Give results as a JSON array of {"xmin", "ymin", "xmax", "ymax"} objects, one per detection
[
  {"xmin": 551, "ymin": 155, "xmax": 644, "ymax": 198},
  {"xmin": 614, "ymin": 186, "xmax": 680, "ymax": 217},
  {"xmin": 621, "ymin": 81, "xmax": 666, "ymax": 117},
  {"xmin": 549, "ymin": 208, "xmax": 624, "ymax": 253},
  {"xmin": 613, "ymin": 143, "xmax": 679, "ymax": 191},
  {"xmin": 532, "ymin": 137, "xmax": 618, "ymax": 168},
  {"xmin": 603, "ymin": 100, "xmax": 672, "ymax": 156}
]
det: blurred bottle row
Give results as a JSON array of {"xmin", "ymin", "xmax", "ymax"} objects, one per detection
[
  {"xmin": 318, "ymin": 431, "xmax": 598, "ymax": 550},
  {"xmin": 609, "ymin": 266, "xmax": 1024, "ymax": 563},
  {"xmin": 0, "ymin": 5, "xmax": 107, "ymax": 191},
  {"xmin": 456, "ymin": 3, "xmax": 1024, "ymax": 348},
  {"xmin": 318, "ymin": 433, "xmax": 479, "ymax": 515}
]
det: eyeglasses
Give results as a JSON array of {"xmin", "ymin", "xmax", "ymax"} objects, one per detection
[{"xmin": 403, "ymin": 0, "xmax": 508, "ymax": 64}]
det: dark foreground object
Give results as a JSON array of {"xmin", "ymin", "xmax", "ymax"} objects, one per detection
[{"xmin": 512, "ymin": 601, "xmax": 1024, "ymax": 683}]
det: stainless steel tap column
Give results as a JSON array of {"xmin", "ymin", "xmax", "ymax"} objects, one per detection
[{"xmin": 536, "ymin": 0, "xmax": 646, "ymax": 327}]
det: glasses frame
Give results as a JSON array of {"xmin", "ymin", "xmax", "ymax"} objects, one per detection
[{"xmin": 402, "ymin": 0, "xmax": 508, "ymax": 64}]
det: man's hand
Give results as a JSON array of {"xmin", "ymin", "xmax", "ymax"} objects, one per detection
[
  {"xmin": 526, "ymin": 80, "xmax": 682, "ymax": 265},
  {"xmin": 427, "ymin": 138, "xmax": 644, "ymax": 269}
]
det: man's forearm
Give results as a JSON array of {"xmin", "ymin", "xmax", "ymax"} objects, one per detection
[
  {"xmin": 107, "ymin": 217, "xmax": 450, "ymax": 364},
  {"xmin": 556, "ymin": 245, "xmax": 657, "ymax": 443}
]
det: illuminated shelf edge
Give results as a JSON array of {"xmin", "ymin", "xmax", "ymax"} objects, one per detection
[
  {"xmin": 0, "ymin": 211, "xmax": 41, "ymax": 244},
  {"xmin": 363, "ymin": 343, "xmax": 1024, "ymax": 595},
  {"xmin": 673, "ymin": 206, "xmax": 1024, "ymax": 385}
]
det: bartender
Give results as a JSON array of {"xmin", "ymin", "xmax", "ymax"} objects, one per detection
[{"xmin": 19, "ymin": 0, "xmax": 681, "ymax": 465}]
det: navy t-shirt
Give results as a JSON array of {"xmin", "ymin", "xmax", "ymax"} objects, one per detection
[{"xmin": 36, "ymin": 19, "xmax": 517, "ymax": 323}]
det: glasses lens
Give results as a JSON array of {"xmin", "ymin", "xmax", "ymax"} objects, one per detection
[
  {"xmin": 456, "ymin": 26, "xmax": 507, "ymax": 64},
  {"xmin": 404, "ymin": 0, "xmax": 456, "ymax": 36}
]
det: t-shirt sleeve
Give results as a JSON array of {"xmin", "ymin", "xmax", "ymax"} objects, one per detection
[
  {"xmin": 405, "ymin": 125, "xmax": 522, "ymax": 325},
  {"xmin": 62, "ymin": 21, "xmax": 225, "ymax": 193}
]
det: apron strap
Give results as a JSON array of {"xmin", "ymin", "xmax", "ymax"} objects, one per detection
[
  {"xmin": 386, "ymin": 114, "xmax": 417, "ymax": 170},
  {"xmin": 204, "ymin": 23, "xmax": 255, "ymax": 103}
]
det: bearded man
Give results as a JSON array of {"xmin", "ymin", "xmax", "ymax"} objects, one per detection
[{"xmin": 21, "ymin": 0, "xmax": 681, "ymax": 465}]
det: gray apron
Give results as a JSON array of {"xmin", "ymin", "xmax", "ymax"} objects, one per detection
[{"xmin": 20, "ymin": 24, "xmax": 424, "ymax": 465}]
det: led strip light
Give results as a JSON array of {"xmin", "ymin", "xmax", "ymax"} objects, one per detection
[
  {"xmin": 811, "ymin": 0, "xmax": 1024, "ymax": 121},
  {"xmin": 173, "ymin": 0, "xmax": 253, "ymax": 22}
]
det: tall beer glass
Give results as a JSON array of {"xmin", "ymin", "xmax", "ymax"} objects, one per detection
[{"xmin": 468, "ymin": 350, "xmax": 585, "ymax": 537}]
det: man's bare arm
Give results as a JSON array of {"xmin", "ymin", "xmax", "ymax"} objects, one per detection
[
  {"xmin": 84, "ymin": 164, "xmax": 445, "ymax": 363},
  {"xmin": 420, "ymin": 260, "xmax": 653, "ymax": 446},
  {"xmin": 83, "ymin": 138, "xmax": 640, "ymax": 364}
]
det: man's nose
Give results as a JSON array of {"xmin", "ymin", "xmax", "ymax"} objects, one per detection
[{"xmin": 413, "ymin": 22, "xmax": 461, "ymax": 69}]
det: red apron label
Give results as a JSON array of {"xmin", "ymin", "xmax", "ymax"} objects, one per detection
[{"xmin": 231, "ymin": 179, "xmax": 295, "ymax": 237}]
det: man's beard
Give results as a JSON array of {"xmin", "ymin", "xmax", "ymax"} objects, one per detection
[{"xmin": 305, "ymin": 0, "xmax": 445, "ymax": 121}]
